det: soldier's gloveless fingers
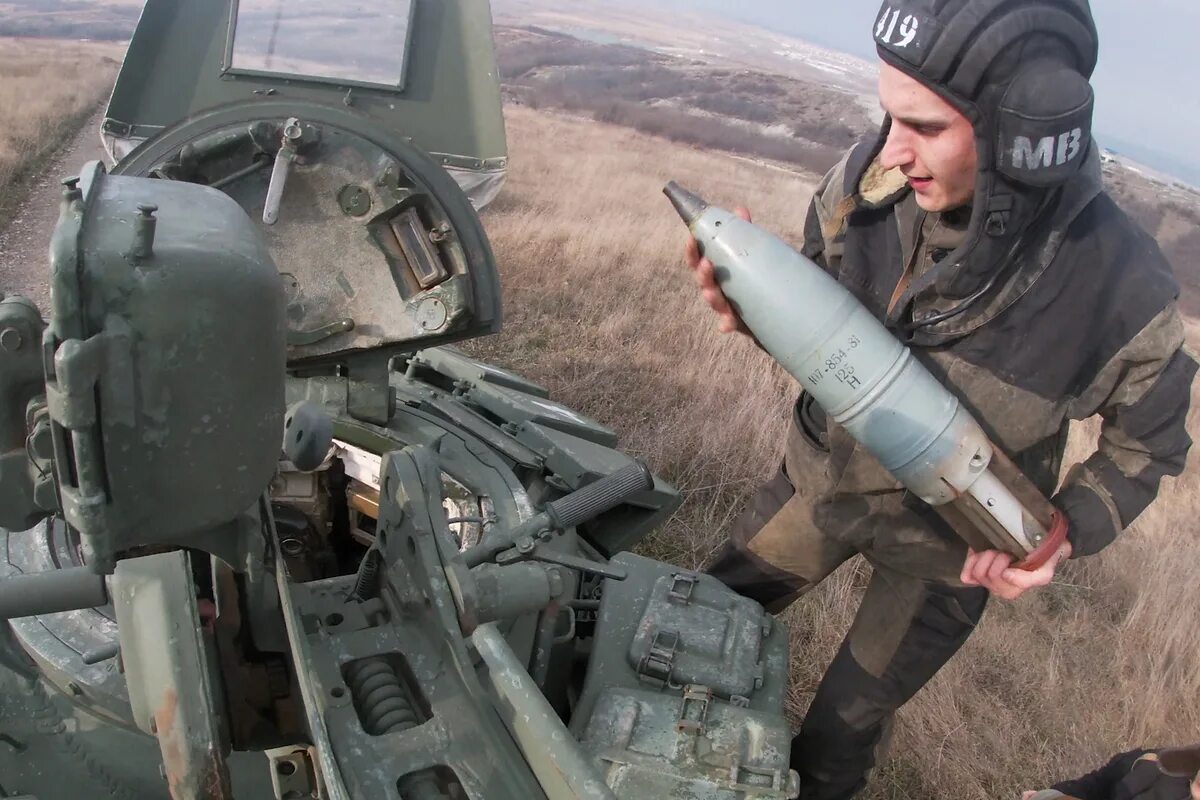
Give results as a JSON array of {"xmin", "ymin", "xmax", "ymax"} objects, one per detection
[
  {"xmin": 702, "ymin": 287, "xmax": 727, "ymax": 314},
  {"xmin": 985, "ymin": 551, "xmax": 1014, "ymax": 584},
  {"xmin": 960, "ymin": 549, "xmax": 981, "ymax": 585},
  {"xmin": 967, "ymin": 550, "xmax": 999, "ymax": 584},
  {"xmin": 684, "ymin": 235, "xmax": 701, "ymax": 270}
]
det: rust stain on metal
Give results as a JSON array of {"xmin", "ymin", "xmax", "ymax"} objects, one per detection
[
  {"xmin": 154, "ymin": 688, "xmax": 233, "ymax": 799},
  {"xmin": 155, "ymin": 688, "xmax": 186, "ymax": 798}
]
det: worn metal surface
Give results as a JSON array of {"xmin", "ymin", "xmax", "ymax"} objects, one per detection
[
  {"xmin": 569, "ymin": 554, "xmax": 798, "ymax": 798},
  {"xmin": 580, "ymin": 685, "xmax": 799, "ymax": 799},
  {"xmin": 401, "ymin": 352, "xmax": 682, "ymax": 556},
  {"xmin": 114, "ymin": 104, "xmax": 503, "ymax": 371},
  {"xmin": 0, "ymin": 294, "xmax": 50, "ymax": 531},
  {"xmin": 472, "ymin": 623, "xmax": 616, "ymax": 800},
  {"xmin": 627, "ymin": 571, "xmax": 769, "ymax": 698},
  {"xmin": 44, "ymin": 163, "xmax": 285, "ymax": 571},
  {"xmin": 111, "ymin": 552, "xmax": 232, "ymax": 799},
  {"xmin": 0, "ymin": 566, "xmax": 106, "ymax": 620},
  {"xmin": 1, "ymin": 520, "xmax": 128, "ymax": 723},
  {"xmin": 0, "ymin": 7, "xmax": 779, "ymax": 798},
  {"xmin": 572, "ymin": 553, "xmax": 790, "ymax": 725},
  {"xmin": 104, "ymin": 0, "xmax": 507, "ymax": 207},
  {"xmin": 0, "ymin": 667, "xmax": 170, "ymax": 800},
  {"xmin": 266, "ymin": 745, "xmax": 326, "ymax": 800},
  {"xmin": 274, "ymin": 444, "xmax": 550, "ymax": 799}
]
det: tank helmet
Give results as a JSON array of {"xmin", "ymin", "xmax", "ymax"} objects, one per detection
[
  {"xmin": 873, "ymin": 0, "xmax": 1099, "ymax": 187},
  {"xmin": 860, "ymin": 0, "xmax": 1104, "ymax": 339}
]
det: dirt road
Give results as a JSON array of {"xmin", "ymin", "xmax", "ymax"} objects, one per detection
[{"xmin": 0, "ymin": 107, "xmax": 110, "ymax": 311}]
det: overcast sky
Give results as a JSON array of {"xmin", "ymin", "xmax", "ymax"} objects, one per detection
[{"xmin": 643, "ymin": 0, "xmax": 1199, "ymax": 184}]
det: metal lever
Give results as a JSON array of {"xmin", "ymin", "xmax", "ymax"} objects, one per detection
[
  {"xmin": 0, "ymin": 566, "xmax": 108, "ymax": 620},
  {"xmin": 496, "ymin": 545, "xmax": 627, "ymax": 581},
  {"xmin": 461, "ymin": 461, "xmax": 653, "ymax": 568},
  {"xmin": 263, "ymin": 118, "xmax": 304, "ymax": 225},
  {"xmin": 82, "ymin": 640, "xmax": 121, "ymax": 665},
  {"xmin": 286, "ymin": 318, "xmax": 355, "ymax": 347}
]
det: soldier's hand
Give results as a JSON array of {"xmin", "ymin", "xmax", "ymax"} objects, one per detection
[
  {"xmin": 959, "ymin": 540, "xmax": 1072, "ymax": 601},
  {"xmin": 684, "ymin": 206, "xmax": 753, "ymax": 336}
]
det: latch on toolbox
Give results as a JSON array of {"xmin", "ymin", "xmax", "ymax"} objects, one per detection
[
  {"xmin": 675, "ymin": 684, "xmax": 713, "ymax": 735},
  {"xmin": 666, "ymin": 573, "xmax": 697, "ymax": 605},
  {"xmin": 637, "ymin": 629, "xmax": 679, "ymax": 687}
]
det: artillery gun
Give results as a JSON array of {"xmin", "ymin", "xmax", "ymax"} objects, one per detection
[{"xmin": 0, "ymin": 2, "xmax": 799, "ymax": 797}]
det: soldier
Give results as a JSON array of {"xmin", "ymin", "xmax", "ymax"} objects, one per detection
[
  {"xmin": 1021, "ymin": 744, "xmax": 1200, "ymax": 799},
  {"xmin": 684, "ymin": 2, "xmax": 1196, "ymax": 798}
]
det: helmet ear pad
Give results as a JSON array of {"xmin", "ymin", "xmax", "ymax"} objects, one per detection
[{"xmin": 994, "ymin": 63, "xmax": 1095, "ymax": 187}]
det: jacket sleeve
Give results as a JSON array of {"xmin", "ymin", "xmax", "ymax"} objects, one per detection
[
  {"xmin": 1055, "ymin": 304, "xmax": 1197, "ymax": 557},
  {"xmin": 800, "ymin": 152, "xmax": 853, "ymax": 277},
  {"xmin": 1050, "ymin": 749, "xmax": 1153, "ymax": 798}
]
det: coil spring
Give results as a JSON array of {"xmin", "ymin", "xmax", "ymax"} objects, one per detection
[
  {"xmin": 345, "ymin": 657, "xmax": 420, "ymax": 734},
  {"xmin": 350, "ymin": 548, "xmax": 381, "ymax": 601}
]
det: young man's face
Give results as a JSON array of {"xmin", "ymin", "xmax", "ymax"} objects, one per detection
[{"xmin": 877, "ymin": 62, "xmax": 978, "ymax": 212}]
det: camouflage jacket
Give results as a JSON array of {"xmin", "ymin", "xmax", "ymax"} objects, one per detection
[
  {"xmin": 1031, "ymin": 745, "xmax": 1200, "ymax": 799},
  {"xmin": 799, "ymin": 141, "xmax": 1197, "ymax": 558}
]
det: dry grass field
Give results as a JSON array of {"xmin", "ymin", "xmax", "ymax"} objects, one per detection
[
  {"xmin": 470, "ymin": 105, "xmax": 1200, "ymax": 799},
  {"xmin": 0, "ymin": 37, "xmax": 123, "ymax": 228}
]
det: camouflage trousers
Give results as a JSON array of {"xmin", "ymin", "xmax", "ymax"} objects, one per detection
[{"xmin": 706, "ymin": 396, "xmax": 988, "ymax": 800}]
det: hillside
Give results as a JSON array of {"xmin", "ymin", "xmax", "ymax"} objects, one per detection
[
  {"xmin": 0, "ymin": 0, "xmax": 139, "ymax": 40},
  {"xmin": 492, "ymin": 23, "xmax": 1200, "ymax": 315}
]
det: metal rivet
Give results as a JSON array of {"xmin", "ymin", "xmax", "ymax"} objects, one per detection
[{"xmin": 986, "ymin": 498, "xmax": 996, "ymax": 508}]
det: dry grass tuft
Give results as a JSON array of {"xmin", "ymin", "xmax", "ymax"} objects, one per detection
[
  {"xmin": 469, "ymin": 105, "xmax": 1200, "ymax": 799},
  {"xmin": 0, "ymin": 37, "xmax": 123, "ymax": 228}
]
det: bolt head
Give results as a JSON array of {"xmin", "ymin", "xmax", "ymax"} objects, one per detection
[
  {"xmin": 29, "ymin": 421, "xmax": 54, "ymax": 461},
  {"xmin": 33, "ymin": 478, "xmax": 57, "ymax": 511},
  {"xmin": 137, "ymin": 203, "xmax": 159, "ymax": 217}
]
